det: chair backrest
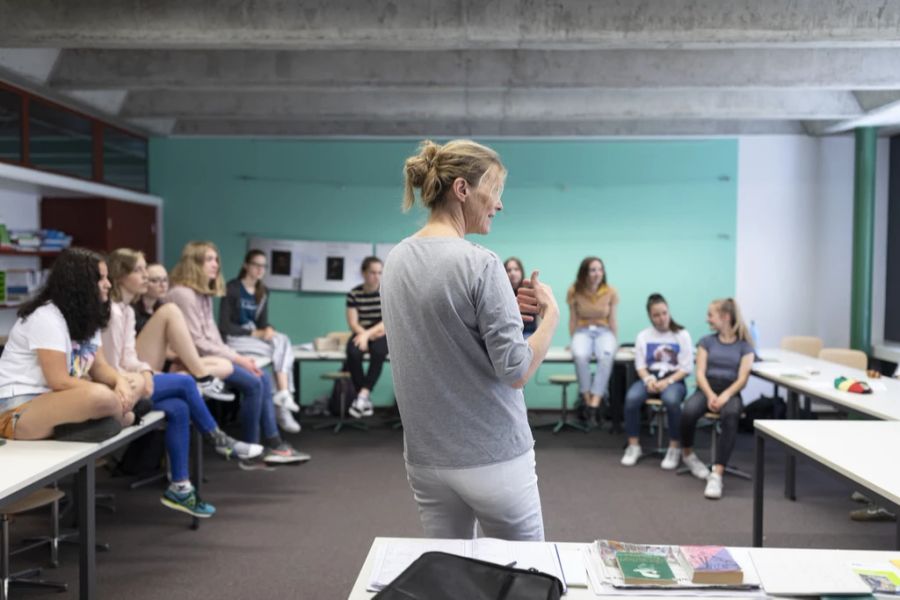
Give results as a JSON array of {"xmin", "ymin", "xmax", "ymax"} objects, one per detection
[
  {"xmin": 780, "ymin": 335, "xmax": 823, "ymax": 357},
  {"xmin": 818, "ymin": 347, "xmax": 868, "ymax": 370}
]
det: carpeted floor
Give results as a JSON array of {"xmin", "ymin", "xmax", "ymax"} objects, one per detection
[{"xmin": 7, "ymin": 415, "xmax": 895, "ymax": 599}]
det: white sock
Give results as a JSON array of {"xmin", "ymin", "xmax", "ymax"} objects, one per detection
[{"xmin": 170, "ymin": 481, "xmax": 193, "ymax": 495}]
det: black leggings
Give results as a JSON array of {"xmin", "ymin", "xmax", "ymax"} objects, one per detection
[
  {"xmin": 346, "ymin": 335, "xmax": 389, "ymax": 393},
  {"xmin": 679, "ymin": 380, "xmax": 742, "ymax": 467}
]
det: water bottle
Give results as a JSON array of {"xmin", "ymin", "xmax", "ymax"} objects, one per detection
[{"xmin": 750, "ymin": 320, "xmax": 760, "ymax": 347}]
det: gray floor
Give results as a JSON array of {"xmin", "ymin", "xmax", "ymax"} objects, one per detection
[{"xmin": 7, "ymin": 416, "xmax": 896, "ymax": 599}]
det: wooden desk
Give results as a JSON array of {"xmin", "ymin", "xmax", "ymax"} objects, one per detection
[
  {"xmin": 753, "ymin": 419, "xmax": 900, "ymax": 550},
  {"xmin": 0, "ymin": 412, "xmax": 166, "ymax": 600}
]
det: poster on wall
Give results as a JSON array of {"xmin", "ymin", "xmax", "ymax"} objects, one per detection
[
  {"xmin": 300, "ymin": 241, "xmax": 373, "ymax": 293},
  {"xmin": 247, "ymin": 236, "xmax": 309, "ymax": 291}
]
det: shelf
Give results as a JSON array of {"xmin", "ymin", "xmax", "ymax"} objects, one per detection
[{"xmin": 0, "ymin": 248, "xmax": 62, "ymax": 257}]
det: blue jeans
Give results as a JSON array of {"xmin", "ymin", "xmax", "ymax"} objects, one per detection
[
  {"xmin": 571, "ymin": 326, "xmax": 617, "ymax": 397},
  {"xmin": 226, "ymin": 364, "xmax": 278, "ymax": 444},
  {"xmin": 623, "ymin": 379, "xmax": 686, "ymax": 441},
  {"xmin": 151, "ymin": 373, "xmax": 218, "ymax": 482}
]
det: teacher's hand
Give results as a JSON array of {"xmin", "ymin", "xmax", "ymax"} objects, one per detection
[{"xmin": 517, "ymin": 271, "xmax": 557, "ymax": 322}]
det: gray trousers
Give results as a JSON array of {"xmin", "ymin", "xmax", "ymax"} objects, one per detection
[
  {"xmin": 405, "ymin": 449, "xmax": 545, "ymax": 541},
  {"xmin": 226, "ymin": 332, "xmax": 295, "ymax": 392}
]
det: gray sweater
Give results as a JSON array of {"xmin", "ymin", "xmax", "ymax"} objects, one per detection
[{"xmin": 381, "ymin": 236, "xmax": 534, "ymax": 468}]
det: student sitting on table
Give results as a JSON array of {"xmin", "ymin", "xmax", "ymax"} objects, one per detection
[
  {"xmin": 105, "ymin": 249, "xmax": 265, "ymax": 517},
  {"xmin": 345, "ymin": 256, "xmax": 388, "ymax": 419},
  {"xmin": 0, "ymin": 248, "xmax": 138, "ymax": 441},
  {"xmin": 167, "ymin": 241, "xmax": 309, "ymax": 465},
  {"xmin": 621, "ymin": 293, "xmax": 693, "ymax": 470},
  {"xmin": 504, "ymin": 257, "xmax": 537, "ymax": 338},
  {"xmin": 680, "ymin": 298, "xmax": 755, "ymax": 500},
  {"xmin": 218, "ymin": 249, "xmax": 302, "ymax": 431},
  {"xmin": 132, "ymin": 261, "xmax": 235, "ymax": 400},
  {"xmin": 566, "ymin": 256, "xmax": 619, "ymax": 428}
]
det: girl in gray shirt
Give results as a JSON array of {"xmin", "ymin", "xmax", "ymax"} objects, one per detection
[{"xmin": 382, "ymin": 139, "xmax": 560, "ymax": 541}]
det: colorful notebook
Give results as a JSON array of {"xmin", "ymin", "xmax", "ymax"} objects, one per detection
[
  {"xmin": 677, "ymin": 545, "xmax": 743, "ymax": 585},
  {"xmin": 615, "ymin": 552, "xmax": 676, "ymax": 585}
]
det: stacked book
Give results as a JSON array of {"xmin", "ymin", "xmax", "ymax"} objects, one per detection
[{"xmin": 589, "ymin": 539, "xmax": 762, "ymax": 594}]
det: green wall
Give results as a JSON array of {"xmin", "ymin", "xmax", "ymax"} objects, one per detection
[{"xmin": 150, "ymin": 138, "xmax": 737, "ymax": 409}]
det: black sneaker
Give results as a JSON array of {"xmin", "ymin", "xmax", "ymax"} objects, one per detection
[
  {"xmin": 53, "ymin": 417, "xmax": 123, "ymax": 443},
  {"xmin": 263, "ymin": 443, "xmax": 311, "ymax": 465},
  {"xmin": 850, "ymin": 504, "xmax": 897, "ymax": 522}
]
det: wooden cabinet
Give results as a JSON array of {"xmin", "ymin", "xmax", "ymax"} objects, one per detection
[{"xmin": 41, "ymin": 197, "xmax": 157, "ymax": 262}]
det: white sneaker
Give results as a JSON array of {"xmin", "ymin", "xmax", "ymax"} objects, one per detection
[
  {"xmin": 360, "ymin": 396, "xmax": 374, "ymax": 417},
  {"xmin": 620, "ymin": 444, "xmax": 642, "ymax": 466},
  {"xmin": 683, "ymin": 452, "xmax": 710, "ymax": 480},
  {"xmin": 348, "ymin": 397, "xmax": 364, "ymax": 419},
  {"xmin": 660, "ymin": 447, "xmax": 681, "ymax": 470},
  {"xmin": 197, "ymin": 377, "xmax": 235, "ymax": 401},
  {"xmin": 704, "ymin": 472, "xmax": 723, "ymax": 499},
  {"xmin": 273, "ymin": 389, "xmax": 301, "ymax": 413},
  {"xmin": 276, "ymin": 406, "xmax": 301, "ymax": 433}
]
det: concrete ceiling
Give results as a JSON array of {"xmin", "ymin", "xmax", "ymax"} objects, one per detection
[{"xmin": 3, "ymin": 0, "xmax": 900, "ymax": 137}]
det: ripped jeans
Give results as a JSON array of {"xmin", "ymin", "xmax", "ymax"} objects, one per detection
[{"xmin": 571, "ymin": 325, "xmax": 617, "ymax": 398}]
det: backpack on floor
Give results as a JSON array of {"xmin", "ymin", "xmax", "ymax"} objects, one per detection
[
  {"xmin": 114, "ymin": 430, "xmax": 166, "ymax": 476},
  {"xmin": 740, "ymin": 395, "xmax": 786, "ymax": 432},
  {"xmin": 328, "ymin": 377, "xmax": 357, "ymax": 417}
]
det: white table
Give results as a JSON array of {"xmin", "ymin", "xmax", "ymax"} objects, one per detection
[
  {"xmin": 0, "ymin": 412, "xmax": 166, "ymax": 600},
  {"xmin": 349, "ymin": 537, "xmax": 900, "ymax": 598},
  {"xmin": 753, "ymin": 419, "xmax": 900, "ymax": 549},
  {"xmin": 752, "ymin": 348, "xmax": 900, "ymax": 421}
]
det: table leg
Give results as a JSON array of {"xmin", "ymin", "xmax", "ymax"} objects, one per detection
[
  {"xmin": 753, "ymin": 433, "xmax": 765, "ymax": 547},
  {"xmin": 191, "ymin": 428, "xmax": 204, "ymax": 530},
  {"xmin": 293, "ymin": 361, "xmax": 301, "ymax": 407},
  {"xmin": 896, "ymin": 515, "xmax": 900, "ymax": 551},
  {"xmin": 784, "ymin": 391, "xmax": 797, "ymax": 501},
  {"xmin": 76, "ymin": 463, "xmax": 96, "ymax": 600}
]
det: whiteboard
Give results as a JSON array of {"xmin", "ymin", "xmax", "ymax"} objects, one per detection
[{"xmin": 299, "ymin": 241, "xmax": 373, "ymax": 293}]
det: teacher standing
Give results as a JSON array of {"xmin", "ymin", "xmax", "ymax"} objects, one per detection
[{"xmin": 381, "ymin": 140, "xmax": 560, "ymax": 541}]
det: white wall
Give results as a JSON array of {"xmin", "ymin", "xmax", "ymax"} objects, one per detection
[{"xmin": 737, "ymin": 134, "xmax": 890, "ymax": 400}]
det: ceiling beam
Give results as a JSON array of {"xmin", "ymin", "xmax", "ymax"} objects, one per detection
[
  {"xmin": 47, "ymin": 48, "xmax": 900, "ymax": 91},
  {"xmin": 121, "ymin": 88, "xmax": 863, "ymax": 121},
  {"xmin": 4, "ymin": 0, "xmax": 900, "ymax": 50}
]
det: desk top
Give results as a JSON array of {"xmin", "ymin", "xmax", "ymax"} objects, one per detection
[
  {"xmin": 755, "ymin": 419, "xmax": 900, "ymax": 506},
  {"xmin": 293, "ymin": 346, "xmax": 635, "ymax": 363},
  {"xmin": 348, "ymin": 537, "xmax": 900, "ymax": 599},
  {"xmin": 0, "ymin": 411, "xmax": 165, "ymax": 507},
  {"xmin": 752, "ymin": 348, "xmax": 900, "ymax": 421}
]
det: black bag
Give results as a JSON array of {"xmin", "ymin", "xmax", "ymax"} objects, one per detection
[
  {"xmin": 328, "ymin": 376, "xmax": 356, "ymax": 417},
  {"xmin": 374, "ymin": 551, "xmax": 563, "ymax": 600},
  {"xmin": 739, "ymin": 395, "xmax": 787, "ymax": 432},
  {"xmin": 115, "ymin": 430, "xmax": 166, "ymax": 476}
]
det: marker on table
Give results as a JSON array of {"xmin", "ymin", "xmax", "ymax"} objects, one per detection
[{"xmin": 504, "ymin": 561, "xmax": 517, "ymax": 568}]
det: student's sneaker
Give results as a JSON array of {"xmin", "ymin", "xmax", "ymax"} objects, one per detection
[
  {"xmin": 850, "ymin": 504, "xmax": 897, "ymax": 522},
  {"xmin": 197, "ymin": 377, "xmax": 235, "ymax": 402},
  {"xmin": 208, "ymin": 430, "xmax": 264, "ymax": 461},
  {"xmin": 360, "ymin": 397, "xmax": 375, "ymax": 417},
  {"xmin": 704, "ymin": 472, "xmax": 723, "ymax": 500},
  {"xmin": 683, "ymin": 452, "xmax": 711, "ymax": 480},
  {"xmin": 850, "ymin": 491, "xmax": 870, "ymax": 504},
  {"xmin": 160, "ymin": 489, "xmax": 216, "ymax": 518},
  {"xmin": 273, "ymin": 389, "xmax": 301, "ymax": 413},
  {"xmin": 620, "ymin": 444, "xmax": 642, "ymax": 467},
  {"xmin": 276, "ymin": 406, "xmax": 301, "ymax": 433},
  {"xmin": 660, "ymin": 447, "xmax": 681, "ymax": 470},
  {"xmin": 348, "ymin": 397, "xmax": 365, "ymax": 419},
  {"xmin": 263, "ymin": 442, "xmax": 312, "ymax": 465}
]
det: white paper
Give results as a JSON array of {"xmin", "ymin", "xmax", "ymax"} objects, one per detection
[{"xmin": 749, "ymin": 548, "xmax": 871, "ymax": 596}]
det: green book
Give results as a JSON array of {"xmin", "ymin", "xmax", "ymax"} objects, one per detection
[{"xmin": 616, "ymin": 552, "xmax": 676, "ymax": 585}]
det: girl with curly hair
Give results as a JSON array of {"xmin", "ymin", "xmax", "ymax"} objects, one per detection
[
  {"xmin": 0, "ymin": 248, "xmax": 139, "ymax": 440},
  {"xmin": 167, "ymin": 241, "xmax": 309, "ymax": 466}
]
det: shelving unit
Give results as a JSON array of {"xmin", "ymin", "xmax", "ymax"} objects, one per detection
[{"xmin": 0, "ymin": 248, "xmax": 62, "ymax": 257}]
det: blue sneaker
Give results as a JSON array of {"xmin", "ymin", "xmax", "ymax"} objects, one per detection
[{"xmin": 160, "ymin": 489, "xmax": 216, "ymax": 518}]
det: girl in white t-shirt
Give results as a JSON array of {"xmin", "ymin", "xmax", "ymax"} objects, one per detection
[
  {"xmin": 620, "ymin": 293, "xmax": 694, "ymax": 470},
  {"xmin": 0, "ymin": 248, "xmax": 140, "ymax": 440}
]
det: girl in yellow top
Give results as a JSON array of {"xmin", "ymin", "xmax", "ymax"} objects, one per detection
[{"xmin": 566, "ymin": 256, "xmax": 619, "ymax": 427}]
